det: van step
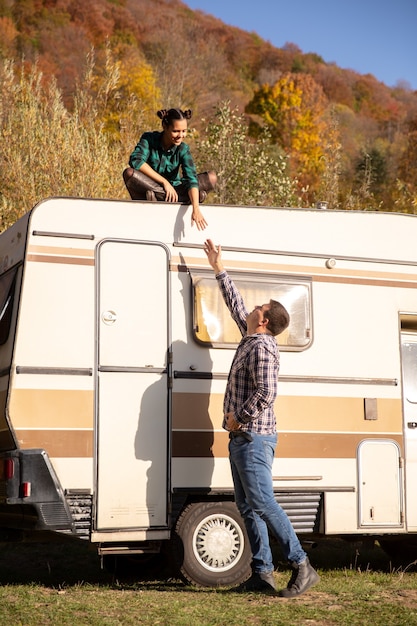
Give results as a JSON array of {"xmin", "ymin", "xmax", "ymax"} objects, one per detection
[{"xmin": 65, "ymin": 492, "xmax": 93, "ymax": 539}]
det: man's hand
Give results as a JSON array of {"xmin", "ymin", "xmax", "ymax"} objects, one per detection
[
  {"xmin": 204, "ymin": 239, "xmax": 224, "ymax": 273},
  {"xmin": 225, "ymin": 412, "xmax": 241, "ymax": 432}
]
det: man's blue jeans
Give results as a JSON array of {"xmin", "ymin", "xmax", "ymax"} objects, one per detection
[{"xmin": 229, "ymin": 432, "xmax": 306, "ymax": 573}]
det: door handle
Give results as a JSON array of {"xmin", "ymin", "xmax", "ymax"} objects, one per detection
[
  {"xmin": 407, "ymin": 422, "xmax": 417, "ymax": 429},
  {"xmin": 102, "ymin": 310, "xmax": 117, "ymax": 324}
]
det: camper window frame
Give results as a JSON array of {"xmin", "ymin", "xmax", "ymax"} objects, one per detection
[{"xmin": 190, "ymin": 269, "xmax": 312, "ymax": 351}]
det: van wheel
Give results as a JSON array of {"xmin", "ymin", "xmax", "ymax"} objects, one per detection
[{"xmin": 173, "ymin": 501, "xmax": 251, "ymax": 587}]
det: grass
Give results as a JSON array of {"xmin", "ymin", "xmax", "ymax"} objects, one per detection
[{"xmin": 0, "ymin": 537, "xmax": 417, "ymax": 625}]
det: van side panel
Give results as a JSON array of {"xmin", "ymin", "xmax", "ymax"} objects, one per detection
[{"xmin": 0, "ymin": 199, "xmax": 416, "ymax": 547}]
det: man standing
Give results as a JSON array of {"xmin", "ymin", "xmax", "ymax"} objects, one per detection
[{"xmin": 203, "ymin": 239, "xmax": 319, "ymax": 597}]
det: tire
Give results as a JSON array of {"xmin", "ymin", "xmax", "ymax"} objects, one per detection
[{"xmin": 173, "ymin": 500, "xmax": 252, "ymax": 587}]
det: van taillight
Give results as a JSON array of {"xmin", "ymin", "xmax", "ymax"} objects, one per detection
[
  {"xmin": 5, "ymin": 458, "xmax": 14, "ymax": 479},
  {"xmin": 21, "ymin": 482, "xmax": 31, "ymax": 497}
]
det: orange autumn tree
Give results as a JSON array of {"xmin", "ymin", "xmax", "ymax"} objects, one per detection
[{"xmin": 246, "ymin": 73, "xmax": 329, "ymax": 202}]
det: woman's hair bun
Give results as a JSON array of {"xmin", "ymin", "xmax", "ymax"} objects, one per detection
[{"xmin": 157, "ymin": 108, "xmax": 193, "ymax": 125}]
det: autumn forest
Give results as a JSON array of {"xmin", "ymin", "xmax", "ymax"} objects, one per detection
[{"xmin": 1, "ymin": 0, "xmax": 416, "ymax": 228}]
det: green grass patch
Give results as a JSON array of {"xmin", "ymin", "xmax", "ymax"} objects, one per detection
[{"xmin": 0, "ymin": 538, "xmax": 417, "ymax": 625}]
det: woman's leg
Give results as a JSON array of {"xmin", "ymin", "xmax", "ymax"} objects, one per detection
[
  {"xmin": 123, "ymin": 168, "xmax": 217, "ymax": 202},
  {"xmin": 123, "ymin": 168, "xmax": 165, "ymax": 201},
  {"xmin": 176, "ymin": 171, "xmax": 218, "ymax": 204},
  {"xmin": 198, "ymin": 170, "xmax": 217, "ymax": 193}
]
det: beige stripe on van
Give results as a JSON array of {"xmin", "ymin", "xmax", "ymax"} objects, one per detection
[
  {"xmin": 9, "ymin": 389, "xmax": 94, "ymax": 428},
  {"xmin": 278, "ymin": 396, "xmax": 401, "ymax": 432},
  {"xmin": 28, "ymin": 245, "xmax": 94, "ymax": 257},
  {"xmin": 27, "ymin": 254, "xmax": 94, "ymax": 266},
  {"xmin": 27, "ymin": 245, "xmax": 94, "ymax": 266},
  {"xmin": 171, "ymin": 256, "xmax": 417, "ymax": 287},
  {"xmin": 173, "ymin": 393, "xmax": 402, "ymax": 434}
]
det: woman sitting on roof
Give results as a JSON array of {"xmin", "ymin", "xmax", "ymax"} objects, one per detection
[{"xmin": 123, "ymin": 108, "xmax": 217, "ymax": 231}]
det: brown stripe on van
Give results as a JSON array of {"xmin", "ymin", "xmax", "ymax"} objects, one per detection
[
  {"xmin": 173, "ymin": 392, "xmax": 224, "ymax": 429},
  {"xmin": 172, "ymin": 431, "xmax": 403, "ymax": 459},
  {"xmin": 16, "ymin": 429, "xmax": 93, "ymax": 457},
  {"xmin": 172, "ymin": 430, "xmax": 217, "ymax": 457},
  {"xmin": 278, "ymin": 432, "xmax": 403, "ymax": 458}
]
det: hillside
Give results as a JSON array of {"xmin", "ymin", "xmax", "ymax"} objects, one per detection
[
  {"xmin": 0, "ymin": 0, "xmax": 416, "ymax": 213},
  {"xmin": 2, "ymin": 0, "xmax": 416, "ymax": 118}
]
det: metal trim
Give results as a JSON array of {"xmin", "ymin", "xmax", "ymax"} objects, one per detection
[
  {"xmin": 172, "ymin": 486, "xmax": 354, "ymax": 494},
  {"xmin": 173, "ymin": 241, "xmax": 417, "ymax": 268},
  {"xmin": 273, "ymin": 476, "xmax": 323, "ymax": 481},
  {"xmin": 173, "ymin": 370, "xmax": 398, "ymax": 386},
  {"xmin": 32, "ymin": 230, "xmax": 95, "ymax": 240},
  {"xmin": 16, "ymin": 366, "xmax": 93, "ymax": 376},
  {"xmin": 98, "ymin": 366, "xmax": 167, "ymax": 374}
]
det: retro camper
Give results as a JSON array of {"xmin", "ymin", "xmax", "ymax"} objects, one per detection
[{"xmin": 0, "ymin": 197, "xmax": 416, "ymax": 586}]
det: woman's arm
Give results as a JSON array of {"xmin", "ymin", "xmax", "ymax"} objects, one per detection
[{"xmin": 188, "ymin": 187, "xmax": 207, "ymax": 230}]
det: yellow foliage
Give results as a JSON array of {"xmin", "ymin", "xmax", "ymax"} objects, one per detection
[
  {"xmin": 88, "ymin": 44, "xmax": 161, "ymax": 140},
  {"xmin": 247, "ymin": 73, "xmax": 330, "ymax": 198}
]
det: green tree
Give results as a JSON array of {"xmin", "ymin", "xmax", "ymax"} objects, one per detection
[
  {"xmin": 317, "ymin": 105, "xmax": 342, "ymax": 209},
  {"xmin": 194, "ymin": 101, "xmax": 296, "ymax": 207}
]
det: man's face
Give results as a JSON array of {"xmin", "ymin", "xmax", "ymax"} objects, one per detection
[{"xmin": 246, "ymin": 302, "xmax": 271, "ymax": 329}]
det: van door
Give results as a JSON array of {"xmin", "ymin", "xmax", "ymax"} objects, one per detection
[
  {"xmin": 95, "ymin": 240, "xmax": 170, "ymax": 531},
  {"xmin": 400, "ymin": 331, "xmax": 417, "ymax": 531},
  {"xmin": 358, "ymin": 440, "xmax": 402, "ymax": 527}
]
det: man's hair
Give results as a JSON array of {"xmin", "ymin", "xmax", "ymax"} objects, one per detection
[{"xmin": 264, "ymin": 300, "xmax": 290, "ymax": 336}]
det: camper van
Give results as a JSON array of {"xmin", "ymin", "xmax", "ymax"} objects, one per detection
[{"xmin": 0, "ymin": 197, "xmax": 416, "ymax": 586}]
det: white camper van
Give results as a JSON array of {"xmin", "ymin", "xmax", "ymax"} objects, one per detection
[{"xmin": 0, "ymin": 197, "xmax": 417, "ymax": 586}]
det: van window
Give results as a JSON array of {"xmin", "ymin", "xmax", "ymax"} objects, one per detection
[
  {"xmin": 192, "ymin": 272, "xmax": 311, "ymax": 350},
  {"xmin": 0, "ymin": 268, "xmax": 17, "ymax": 345}
]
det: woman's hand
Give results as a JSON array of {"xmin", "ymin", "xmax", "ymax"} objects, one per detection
[
  {"xmin": 162, "ymin": 180, "xmax": 178, "ymax": 202},
  {"xmin": 192, "ymin": 206, "xmax": 208, "ymax": 231}
]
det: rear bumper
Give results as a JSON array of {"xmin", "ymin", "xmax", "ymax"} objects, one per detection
[{"xmin": 0, "ymin": 449, "xmax": 75, "ymax": 535}]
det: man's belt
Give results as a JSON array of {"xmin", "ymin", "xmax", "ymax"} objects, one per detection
[{"xmin": 229, "ymin": 431, "xmax": 253, "ymax": 442}]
